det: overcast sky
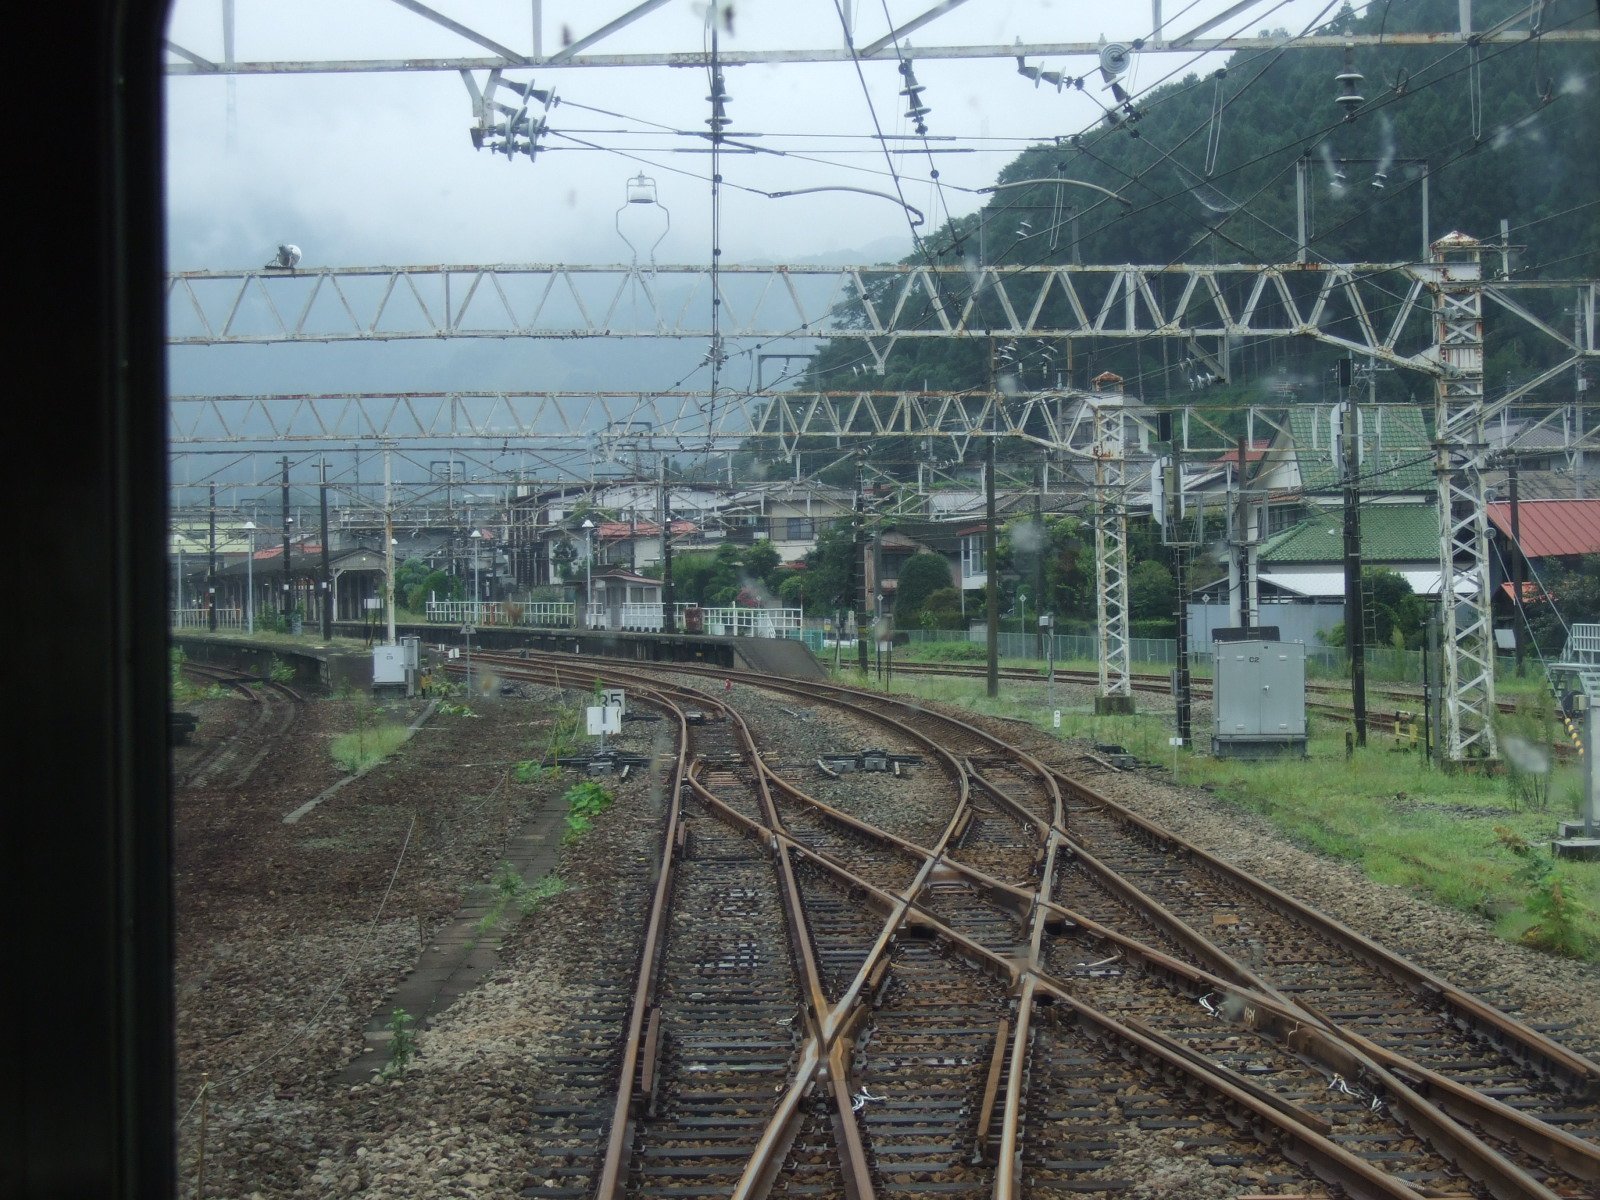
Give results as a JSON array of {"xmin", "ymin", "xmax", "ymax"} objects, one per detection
[
  {"xmin": 161, "ymin": 1, "xmax": 1408, "ymax": 500},
  {"xmin": 161, "ymin": 1, "xmax": 1360, "ymax": 269}
]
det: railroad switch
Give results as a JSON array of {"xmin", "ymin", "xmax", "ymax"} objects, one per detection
[
  {"xmin": 543, "ymin": 748, "xmax": 651, "ymax": 777},
  {"xmin": 816, "ymin": 748, "xmax": 922, "ymax": 776},
  {"xmin": 1092, "ymin": 743, "xmax": 1138, "ymax": 770}
]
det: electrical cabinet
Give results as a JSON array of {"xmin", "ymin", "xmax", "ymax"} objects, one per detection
[
  {"xmin": 372, "ymin": 644, "xmax": 407, "ymax": 687},
  {"xmin": 1211, "ymin": 639, "xmax": 1307, "ymax": 758}
]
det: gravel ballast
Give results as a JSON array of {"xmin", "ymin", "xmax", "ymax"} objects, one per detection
[{"xmin": 172, "ymin": 662, "xmax": 1597, "ymax": 1198}]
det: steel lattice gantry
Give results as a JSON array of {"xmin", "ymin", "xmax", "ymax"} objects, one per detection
[
  {"xmin": 167, "ymin": 260, "xmax": 1463, "ymax": 373},
  {"xmin": 169, "ymin": 259, "xmax": 1600, "ymax": 761},
  {"xmin": 1425, "ymin": 234, "xmax": 1498, "ymax": 764},
  {"xmin": 1091, "ymin": 391, "xmax": 1134, "ymax": 709}
]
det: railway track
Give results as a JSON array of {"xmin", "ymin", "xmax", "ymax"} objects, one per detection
[
  {"xmin": 455, "ymin": 651, "xmax": 1598, "ymax": 1197},
  {"xmin": 174, "ymin": 660, "xmax": 303, "ymax": 789}
]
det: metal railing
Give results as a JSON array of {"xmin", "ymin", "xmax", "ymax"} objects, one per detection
[
  {"xmin": 170, "ymin": 607, "xmax": 247, "ymax": 629},
  {"xmin": 424, "ymin": 599, "xmax": 575, "ymax": 627},
  {"xmin": 421, "ymin": 597, "xmax": 802, "ymax": 638},
  {"xmin": 691, "ymin": 606, "xmax": 803, "ymax": 638},
  {"xmin": 1563, "ymin": 624, "xmax": 1600, "ymax": 664},
  {"xmin": 619, "ymin": 602, "xmax": 664, "ymax": 631}
]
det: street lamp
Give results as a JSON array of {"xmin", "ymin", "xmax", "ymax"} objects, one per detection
[
  {"xmin": 581, "ymin": 519, "xmax": 595, "ymax": 629},
  {"xmin": 461, "ymin": 621, "xmax": 475, "ymax": 691},
  {"xmin": 470, "ymin": 528, "xmax": 484, "ymax": 622},
  {"xmin": 243, "ymin": 521, "xmax": 256, "ymax": 634}
]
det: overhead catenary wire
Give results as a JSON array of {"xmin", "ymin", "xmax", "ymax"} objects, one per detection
[{"xmin": 474, "ymin": 2, "xmax": 1595, "ymax": 457}]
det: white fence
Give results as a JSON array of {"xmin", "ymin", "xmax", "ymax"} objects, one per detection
[
  {"xmin": 422, "ymin": 598, "xmax": 802, "ymax": 638},
  {"xmin": 619, "ymin": 602, "xmax": 661, "ymax": 631},
  {"xmin": 425, "ymin": 599, "xmax": 575, "ymax": 627},
  {"xmin": 691, "ymin": 606, "xmax": 803, "ymax": 639},
  {"xmin": 171, "ymin": 607, "xmax": 246, "ymax": 629}
]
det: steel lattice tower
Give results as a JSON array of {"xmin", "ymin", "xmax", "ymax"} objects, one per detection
[
  {"xmin": 1427, "ymin": 232, "xmax": 1497, "ymax": 763},
  {"xmin": 1092, "ymin": 383, "xmax": 1133, "ymax": 710}
]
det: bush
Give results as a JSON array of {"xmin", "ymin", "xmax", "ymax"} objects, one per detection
[
  {"xmin": 893, "ymin": 553, "xmax": 954, "ymax": 626},
  {"xmin": 1494, "ymin": 826, "xmax": 1595, "ymax": 959},
  {"xmin": 909, "ymin": 641, "xmax": 988, "ymax": 663},
  {"xmin": 562, "ymin": 779, "xmax": 614, "ymax": 842},
  {"xmin": 1131, "ymin": 619, "xmax": 1177, "ymax": 639}
]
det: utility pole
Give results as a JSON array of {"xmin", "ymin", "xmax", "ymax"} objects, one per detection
[
  {"xmin": 280, "ymin": 455, "xmax": 293, "ymax": 622},
  {"xmin": 659, "ymin": 458, "xmax": 675, "ymax": 633},
  {"xmin": 1162, "ymin": 437, "xmax": 1194, "ymax": 748},
  {"xmin": 1295, "ymin": 154, "xmax": 1309, "ymax": 264},
  {"xmin": 207, "ymin": 482, "xmax": 218, "ymax": 631},
  {"xmin": 384, "ymin": 447, "xmax": 397, "ymax": 646},
  {"xmin": 1575, "ymin": 301, "xmax": 1587, "ymax": 499},
  {"xmin": 1034, "ymin": 466, "xmax": 1046, "ymax": 661},
  {"xmin": 854, "ymin": 451, "xmax": 869, "ymax": 674},
  {"xmin": 1235, "ymin": 435, "xmax": 1255, "ymax": 631},
  {"xmin": 1342, "ymin": 377, "xmax": 1368, "ymax": 746},
  {"xmin": 320, "ymin": 458, "xmax": 333, "ymax": 641},
  {"xmin": 985, "ymin": 340, "xmax": 1000, "ymax": 699},
  {"xmin": 1509, "ymin": 459, "xmax": 1525, "ymax": 676}
]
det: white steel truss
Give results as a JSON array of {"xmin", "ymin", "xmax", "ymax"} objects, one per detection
[
  {"xmin": 1092, "ymin": 393, "xmax": 1133, "ymax": 702},
  {"xmin": 167, "ymin": 260, "xmax": 1458, "ymax": 373},
  {"xmin": 168, "ymin": 389, "xmax": 1600, "ymax": 456},
  {"xmin": 163, "ymin": 1, "xmax": 1598, "ymax": 75},
  {"xmin": 1424, "ymin": 234, "xmax": 1498, "ymax": 764}
]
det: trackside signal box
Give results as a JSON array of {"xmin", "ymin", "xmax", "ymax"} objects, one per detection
[{"xmin": 1211, "ymin": 638, "xmax": 1307, "ymax": 759}]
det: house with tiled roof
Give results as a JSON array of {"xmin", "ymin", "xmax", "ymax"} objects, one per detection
[
  {"xmin": 1262, "ymin": 405, "xmax": 1435, "ymax": 503},
  {"xmin": 1188, "ymin": 503, "xmax": 1470, "ymax": 646}
]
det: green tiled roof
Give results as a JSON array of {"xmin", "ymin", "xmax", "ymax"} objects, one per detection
[
  {"xmin": 1288, "ymin": 406, "xmax": 1434, "ymax": 495},
  {"xmin": 1259, "ymin": 504, "xmax": 1440, "ymax": 564}
]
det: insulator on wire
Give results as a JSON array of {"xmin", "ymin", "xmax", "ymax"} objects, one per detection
[
  {"xmin": 706, "ymin": 69, "xmax": 731, "ymax": 139},
  {"xmin": 899, "ymin": 60, "xmax": 930, "ymax": 135},
  {"xmin": 1335, "ymin": 42, "xmax": 1365, "ymax": 117}
]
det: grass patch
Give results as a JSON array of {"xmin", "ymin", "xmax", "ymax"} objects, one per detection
[
  {"xmin": 330, "ymin": 722, "xmax": 411, "ymax": 773},
  {"xmin": 474, "ymin": 865, "xmax": 567, "ymax": 937},
  {"xmin": 863, "ymin": 669, "xmax": 1600, "ymax": 961}
]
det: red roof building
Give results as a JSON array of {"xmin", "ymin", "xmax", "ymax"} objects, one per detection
[{"xmin": 1485, "ymin": 499, "xmax": 1600, "ymax": 559}]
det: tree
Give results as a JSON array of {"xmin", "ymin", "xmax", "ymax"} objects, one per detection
[
  {"xmin": 1365, "ymin": 568, "xmax": 1428, "ymax": 649},
  {"xmin": 1525, "ymin": 555, "xmax": 1600, "ymax": 659},
  {"xmin": 405, "ymin": 568, "xmax": 461, "ymax": 612},
  {"xmin": 704, "ymin": 544, "xmax": 746, "ymax": 606},
  {"xmin": 743, "ymin": 539, "xmax": 782, "ymax": 593},
  {"xmin": 1324, "ymin": 568, "xmax": 1429, "ymax": 649},
  {"xmin": 1128, "ymin": 559, "xmax": 1175, "ymax": 621},
  {"xmin": 394, "ymin": 557, "xmax": 433, "ymax": 599},
  {"xmin": 786, "ymin": 520, "xmax": 856, "ymax": 617},
  {"xmin": 669, "ymin": 551, "xmax": 718, "ymax": 605},
  {"xmin": 893, "ymin": 552, "xmax": 953, "ymax": 625},
  {"xmin": 920, "ymin": 587, "xmax": 965, "ymax": 629}
]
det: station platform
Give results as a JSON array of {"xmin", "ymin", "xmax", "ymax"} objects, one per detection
[{"xmin": 332, "ymin": 621, "xmax": 829, "ymax": 681}]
